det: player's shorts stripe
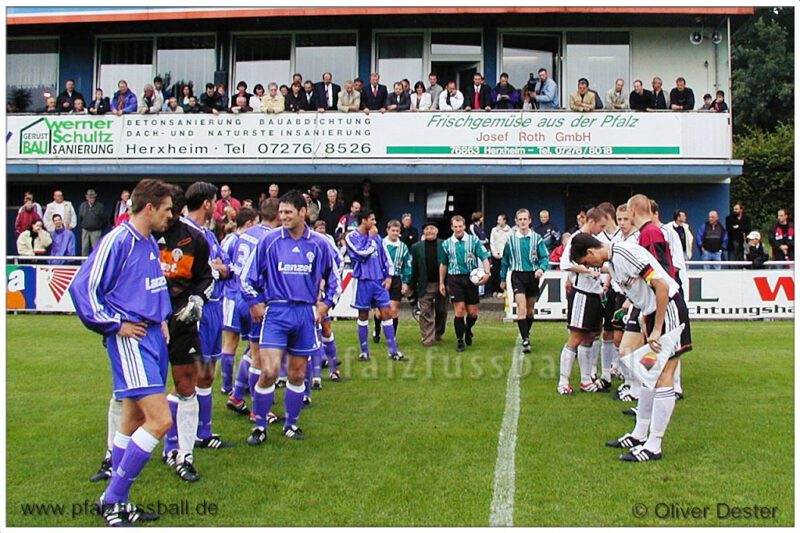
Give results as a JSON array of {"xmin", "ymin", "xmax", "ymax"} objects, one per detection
[
  {"xmin": 126, "ymin": 337, "xmax": 149, "ymax": 387},
  {"xmin": 116, "ymin": 335, "xmax": 138, "ymax": 388}
]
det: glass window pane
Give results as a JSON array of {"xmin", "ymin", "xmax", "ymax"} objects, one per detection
[
  {"xmin": 98, "ymin": 39, "xmax": 153, "ymax": 105},
  {"xmin": 565, "ymin": 44, "xmax": 629, "ymax": 104},
  {"xmin": 7, "ymin": 38, "xmax": 59, "ymax": 112},
  {"xmin": 378, "ymin": 34, "xmax": 423, "ymax": 59},
  {"xmin": 295, "ymin": 33, "xmax": 357, "ymax": 84},
  {"xmin": 156, "ymin": 35, "xmax": 215, "ymax": 97},
  {"xmin": 234, "ymin": 36, "xmax": 291, "ymax": 91},
  {"xmin": 501, "ymin": 34, "xmax": 557, "ymax": 89},
  {"xmin": 100, "ymin": 39, "xmax": 152, "ymax": 65},
  {"xmin": 377, "ymin": 59, "xmax": 422, "ymax": 88},
  {"xmin": 431, "ymin": 32, "xmax": 481, "ymax": 55},
  {"xmin": 566, "ymin": 32, "xmax": 629, "ymax": 45}
]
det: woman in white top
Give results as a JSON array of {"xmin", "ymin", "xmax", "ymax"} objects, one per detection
[
  {"xmin": 410, "ymin": 81, "xmax": 432, "ymax": 111},
  {"xmin": 249, "ymin": 84, "xmax": 265, "ymax": 113}
]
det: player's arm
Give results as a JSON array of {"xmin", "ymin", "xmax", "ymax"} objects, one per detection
[
  {"xmin": 475, "ymin": 239, "xmax": 492, "ymax": 285},
  {"xmin": 535, "ymin": 237, "xmax": 549, "ymax": 278},
  {"xmin": 647, "ymin": 276, "xmax": 670, "ymax": 352},
  {"xmin": 317, "ymin": 244, "xmax": 341, "ymax": 323},
  {"xmin": 344, "ymin": 231, "xmax": 376, "ymax": 261},
  {"xmin": 500, "ymin": 239, "xmax": 511, "ymax": 283},
  {"xmin": 439, "ymin": 263, "xmax": 448, "ymax": 296},
  {"xmin": 241, "ymin": 241, "xmax": 266, "ymax": 322},
  {"xmin": 190, "ymin": 235, "xmax": 214, "ymax": 303},
  {"xmin": 399, "ymin": 245, "xmax": 413, "ymax": 286}
]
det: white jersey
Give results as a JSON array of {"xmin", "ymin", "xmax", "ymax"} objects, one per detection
[
  {"xmin": 621, "ymin": 230, "xmax": 640, "ymax": 243},
  {"xmin": 561, "ymin": 229, "xmax": 604, "ymax": 294},
  {"xmin": 661, "ymin": 222, "xmax": 688, "ymax": 289},
  {"xmin": 608, "ymin": 241, "xmax": 679, "ymax": 316},
  {"xmin": 596, "ymin": 227, "xmax": 622, "ymax": 286}
]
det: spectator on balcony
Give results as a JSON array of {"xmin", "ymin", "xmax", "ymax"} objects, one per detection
[
  {"xmin": 649, "ymin": 76, "xmax": 668, "ymax": 110},
  {"xmin": 628, "ymin": 79, "xmax": 652, "ymax": 112},
  {"xmin": 410, "ymin": 82, "xmax": 432, "ymax": 111},
  {"xmin": 400, "ymin": 213, "xmax": 419, "ymax": 248},
  {"xmin": 78, "ymin": 188, "xmax": 107, "ymax": 256},
  {"xmin": 463, "ymin": 73, "xmax": 492, "ymax": 111},
  {"xmin": 280, "ymin": 84, "xmax": 289, "ymax": 99},
  {"xmin": 319, "ymin": 188, "xmax": 347, "ymax": 237},
  {"xmin": 183, "ymin": 95, "xmax": 201, "ymax": 113},
  {"xmin": 15, "ymin": 193, "xmax": 42, "ymax": 236},
  {"xmin": 48, "ymin": 214, "xmax": 76, "ymax": 264},
  {"xmin": 17, "ymin": 219, "xmax": 52, "ymax": 258},
  {"xmin": 569, "ymin": 78, "xmax": 595, "ymax": 112},
  {"xmin": 400, "ymin": 79, "xmax": 410, "ymax": 95},
  {"xmin": 386, "ymin": 82, "xmax": 411, "ymax": 112},
  {"xmin": 428, "ymin": 72, "xmax": 443, "ymax": 110},
  {"xmin": 137, "ymin": 83, "xmax": 163, "ymax": 114},
  {"xmin": 700, "ymin": 93, "xmax": 714, "ymax": 110},
  {"xmin": 306, "ymin": 185, "xmax": 323, "ymax": 223},
  {"xmin": 200, "ymin": 82, "xmax": 225, "ymax": 114},
  {"xmin": 214, "ymin": 185, "xmax": 242, "ymax": 226},
  {"xmin": 230, "ymin": 81, "xmax": 252, "ymax": 108},
  {"xmin": 439, "ymin": 81, "xmax": 464, "ymax": 111},
  {"xmin": 110, "ymin": 80, "xmax": 138, "ymax": 116},
  {"xmin": 42, "ymin": 96, "xmax": 59, "ymax": 114},
  {"xmin": 532, "ymin": 68, "xmax": 560, "ymax": 110},
  {"xmin": 725, "ymin": 202, "xmax": 751, "ymax": 262},
  {"xmin": 88, "ymin": 88, "xmax": 110, "ymax": 116},
  {"xmin": 56, "ymin": 79, "xmax": 84, "ymax": 113},
  {"xmin": 315, "ymin": 72, "xmax": 340, "ymax": 112},
  {"xmin": 229, "ymin": 95, "xmax": 252, "ymax": 114},
  {"xmin": 300, "ymin": 81, "xmax": 318, "ymax": 112},
  {"xmin": 521, "ymin": 86, "xmax": 537, "ymax": 110},
  {"xmin": 248, "ymin": 84, "xmax": 265, "ymax": 112},
  {"xmin": 335, "ymin": 200, "xmax": 362, "ymax": 244},
  {"xmin": 670, "ymin": 209, "xmax": 694, "ymax": 261},
  {"xmin": 70, "ymin": 98, "xmax": 88, "ymax": 115},
  {"xmin": 587, "ymin": 81, "xmax": 604, "ymax": 109},
  {"xmin": 268, "ymin": 183, "xmax": 280, "ymax": 199},
  {"xmin": 164, "ymin": 96, "xmax": 185, "ymax": 113},
  {"xmin": 43, "ymin": 190, "xmax": 77, "ymax": 232},
  {"xmin": 492, "ymin": 72, "xmax": 518, "ymax": 110},
  {"xmin": 353, "ymin": 77, "xmax": 365, "ymax": 94},
  {"xmin": 292, "ymin": 73, "xmax": 303, "ymax": 86},
  {"xmin": 548, "ymin": 232, "xmax": 571, "ymax": 268},
  {"xmin": 286, "ymin": 82, "xmax": 305, "ymax": 112},
  {"xmin": 178, "ymin": 84, "xmax": 193, "ymax": 106},
  {"xmin": 153, "ymin": 76, "xmax": 170, "ymax": 109},
  {"xmin": 534, "ymin": 209, "xmax": 561, "ymax": 253},
  {"xmin": 362, "ymin": 72, "xmax": 389, "ymax": 114},
  {"xmin": 696, "ymin": 210, "xmax": 727, "ymax": 270},
  {"xmin": 770, "ymin": 208, "xmax": 794, "ymax": 261},
  {"xmin": 744, "ymin": 231, "xmax": 769, "ymax": 269},
  {"xmin": 112, "ymin": 190, "xmax": 130, "ymax": 226},
  {"xmin": 353, "ymin": 178, "xmax": 382, "ymax": 222},
  {"xmin": 216, "ymin": 82, "xmax": 227, "ymax": 104},
  {"xmin": 337, "ymin": 80, "xmax": 361, "ymax": 113},
  {"xmin": 712, "ymin": 90, "xmax": 729, "ymax": 113},
  {"xmin": 605, "ymin": 78, "xmax": 629, "ymax": 110},
  {"xmin": 669, "ymin": 77, "xmax": 695, "ymax": 111},
  {"xmin": 261, "ymin": 82, "xmax": 285, "ymax": 114}
]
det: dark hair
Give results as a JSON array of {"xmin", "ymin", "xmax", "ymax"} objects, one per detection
[
  {"xmin": 236, "ymin": 206, "xmax": 257, "ymax": 227},
  {"xmin": 703, "ymin": 93, "xmax": 713, "ymax": 100},
  {"xmin": 499, "ymin": 72, "xmax": 509, "ymax": 79},
  {"xmin": 237, "ymin": 81, "xmax": 248, "ymax": 90},
  {"xmin": 402, "ymin": 78, "xmax": 410, "ymax": 85},
  {"xmin": 169, "ymin": 185, "xmax": 186, "ymax": 216},
  {"xmin": 181, "ymin": 84, "xmax": 193, "ymax": 98},
  {"xmin": 51, "ymin": 213, "xmax": 62, "ymax": 221},
  {"xmin": 185, "ymin": 181, "xmax": 218, "ymax": 211},
  {"xmin": 131, "ymin": 179, "xmax": 173, "ymax": 214},
  {"xmin": 716, "ymin": 90, "xmax": 725, "ymax": 97},
  {"xmin": 676, "ymin": 77, "xmax": 686, "ymax": 84},
  {"xmin": 569, "ymin": 233, "xmax": 603, "ymax": 263},
  {"xmin": 253, "ymin": 83, "xmax": 265, "ymax": 93},
  {"xmin": 205, "ymin": 82, "xmax": 215, "ymax": 90},
  {"xmin": 357, "ymin": 209, "xmax": 375, "ymax": 223},
  {"xmin": 279, "ymin": 84, "xmax": 289, "ymax": 92},
  {"xmin": 354, "ymin": 77, "xmax": 364, "ymax": 84},
  {"xmin": 261, "ymin": 198, "xmax": 280, "ymax": 222},
  {"xmin": 153, "ymin": 76, "xmax": 163, "ymax": 84},
  {"xmin": 673, "ymin": 209, "xmax": 686, "ymax": 222},
  {"xmin": 414, "ymin": 81, "xmax": 425, "ymax": 92},
  {"xmin": 472, "ymin": 211, "xmax": 483, "ymax": 222},
  {"xmin": 578, "ymin": 78, "xmax": 589, "ymax": 87},
  {"xmin": 278, "ymin": 190, "xmax": 306, "ymax": 212},
  {"xmin": 66, "ymin": 79, "xmax": 75, "ymax": 84},
  {"xmin": 428, "ymin": 72, "xmax": 438, "ymax": 78},
  {"xmin": 538, "ymin": 68, "xmax": 548, "ymax": 74}
]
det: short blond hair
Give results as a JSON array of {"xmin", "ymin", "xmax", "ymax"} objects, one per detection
[{"xmin": 627, "ymin": 194, "xmax": 651, "ymax": 216}]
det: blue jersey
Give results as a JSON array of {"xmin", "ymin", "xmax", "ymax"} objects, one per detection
[
  {"xmin": 238, "ymin": 223, "xmax": 275, "ymax": 303},
  {"xmin": 244, "ymin": 225, "xmax": 341, "ymax": 308},
  {"xmin": 345, "ymin": 229, "xmax": 391, "ymax": 281},
  {"xmin": 70, "ymin": 222, "xmax": 172, "ymax": 336},
  {"xmin": 220, "ymin": 232, "xmax": 240, "ymax": 300},
  {"xmin": 182, "ymin": 216, "xmax": 226, "ymax": 301}
]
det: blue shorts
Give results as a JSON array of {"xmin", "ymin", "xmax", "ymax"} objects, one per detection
[
  {"xmin": 222, "ymin": 295, "xmax": 253, "ymax": 340},
  {"xmin": 352, "ymin": 279, "xmax": 391, "ymax": 310},
  {"xmin": 199, "ymin": 299, "xmax": 223, "ymax": 361},
  {"xmin": 107, "ymin": 323, "xmax": 169, "ymax": 399},
  {"xmin": 259, "ymin": 303, "xmax": 320, "ymax": 356}
]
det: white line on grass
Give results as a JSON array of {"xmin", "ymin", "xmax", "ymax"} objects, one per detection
[{"xmin": 488, "ymin": 339, "xmax": 524, "ymax": 527}]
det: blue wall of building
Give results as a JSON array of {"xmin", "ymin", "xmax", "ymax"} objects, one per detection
[{"xmin": 59, "ymin": 32, "xmax": 94, "ymax": 97}]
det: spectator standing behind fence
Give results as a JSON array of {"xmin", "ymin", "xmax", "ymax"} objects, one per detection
[
  {"xmin": 400, "ymin": 213, "xmax": 419, "ymax": 248},
  {"xmin": 178, "ymin": 84, "xmax": 193, "ymax": 107},
  {"xmin": 112, "ymin": 190, "xmax": 130, "ymax": 226},
  {"xmin": 439, "ymin": 81, "xmax": 464, "ymax": 111},
  {"xmin": 532, "ymin": 68, "xmax": 560, "ymax": 110},
  {"xmin": 79, "ymin": 188, "xmax": 107, "ymax": 256},
  {"xmin": 463, "ymin": 73, "xmax": 492, "ymax": 111},
  {"xmin": 492, "ymin": 72, "xmax": 518, "ymax": 110},
  {"xmin": 410, "ymin": 82, "xmax": 432, "ymax": 111},
  {"xmin": 137, "ymin": 84, "xmax": 163, "ymax": 114},
  {"xmin": 306, "ymin": 185, "xmax": 323, "ymax": 222},
  {"xmin": 362, "ymin": 73, "xmax": 389, "ymax": 114},
  {"xmin": 214, "ymin": 185, "xmax": 242, "ymax": 226},
  {"xmin": 489, "ymin": 214, "xmax": 512, "ymax": 297},
  {"xmin": 48, "ymin": 214, "xmax": 76, "ymax": 264},
  {"xmin": 42, "ymin": 96, "xmax": 58, "ymax": 114},
  {"xmin": 56, "ymin": 79, "xmax": 84, "ymax": 113},
  {"xmin": 319, "ymin": 188, "xmax": 347, "ymax": 237},
  {"xmin": 629, "ymin": 80, "xmax": 652, "ymax": 112},
  {"xmin": 335, "ymin": 201, "xmax": 362, "ymax": 245},
  {"xmin": 534, "ymin": 209, "xmax": 561, "ymax": 253},
  {"xmin": 153, "ymin": 76, "xmax": 170, "ymax": 109},
  {"xmin": 17, "ymin": 219, "xmax": 51, "ymax": 257},
  {"xmin": 725, "ymin": 202, "xmax": 751, "ymax": 262},
  {"xmin": 770, "ymin": 208, "xmax": 794, "ymax": 261},
  {"xmin": 712, "ymin": 90, "xmax": 729, "ymax": 112},
  {"xmin": 88, "ymin": 89, "xmax": 110, "ymax": 115},
  {"xmin": 261, "ymin": 82, "xmax": 284, "ymax": 114},
  {"xmin": 164, "ymin": 96, "xmax": 185, "ymax": 113},
  {"xmin": 70, "ymin": 98, "xmax": 88, "ymax": 115},
  {"xmin": 337, "ymin": 80, "xmax": 361, "ymax": 112},
  {"xmin": 669, "ymin": 77, "xmax": 695, "ymax": 111},
  {"xmin": 549, "ymin": 232, "xmax": 571, "ymax": 268},
  {"xmin": 670, "ymin": 209, "xmax": 694, "ymax": 261},
  {"xmin": 353, "ymin": 179, "xmax": 382, "ymax": 223},
  {"xmin": 43, "ymin": 190, "xmax": 77, "ymax": 232},
  {"xmin": 248, "ymin": 84, "xmax": 264, "ymax": 112},
  {"xmin": 744, "ymin": 231, "xmax": 769, "ymax": 269},
  {"xmin": 696, "ymin": 210, "xmax": 727, "ymax": 270},
  {"xmin": 605, "ymin": 78, "xmax": 629, "ymax": 110},
  {"xmin": 110, "ymin": 80, "xmax": 137, "ymax": 116},
  {"xmin": 15, "ymin": 192, "xmax": 42, "ymax": 235},
  {"xmin": 285, "ymin": 82, "xmax": 304, "ymax": 112},
  {"xmin": 569, "ymin": 78, "xmax": 595, "ymax": 112}
]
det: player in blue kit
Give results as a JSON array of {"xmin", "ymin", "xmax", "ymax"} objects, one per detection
[
  {"xmin": 345, "ymin": 210, "xmax": 405, "ymax": 361},
  {"xmin": 180, "ymin": 182, "xmax": 234, "ymax": 451},
  {"xmin": 219, "ymin": 207, "xmax": 258, "ymax": 395},
  {"xmin": 70, "ymin": 179, "xmax": 174, "ymax": 526},
  {"xmin": 313, "ymin": 219, "xmax": 344, "ymax": 382},
  {"xmin": 243, "ymin": 191, "xmax": 341, "ymax": 445}
]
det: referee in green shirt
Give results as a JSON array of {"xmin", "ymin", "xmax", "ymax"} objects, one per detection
[
  {"xmin": 500, "ymin": 208, "xmax": 550, "ymax": 353},
  {"xmin": 439, "ymin": 215, "xmax": 491, "ymax": 352}
]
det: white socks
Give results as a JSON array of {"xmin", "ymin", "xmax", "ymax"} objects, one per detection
[
  {"xmin": 559, "ymin": 345, "xmax": 577, "ymax": 386},
  {"xmin": 644, "ymin": 387, "xmax": 676, "ymax": 453},
  {"xmin": 107, "ymin": 398, "xmax": 123, "ymax": 451},
  {"xmin": 590, "ymin": 339, "xmax": 600, "ymax": 377},
  {"xmin": 176, "ymin": 393, "xmax": 198, "ymax": 464},
  {"xmin": 601, "ymin": 340, "xmax": 615, "ymax": 382},
  {"xmin": 632, "ymin": 387, "xmax": 655, "ymax": 440},
  {"xmin": 577, "ymin": 344, "xmax": 593, "ymax": 383}
]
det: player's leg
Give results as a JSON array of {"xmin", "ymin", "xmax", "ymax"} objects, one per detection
[
  {"xmin": 577, "ymin": 332, "xmax": 600, "ymax": 392},
  {"xmin": 195, "ymin": 300, "xmax": 231, "ymax": 449},
  {"xmin": 220, "ymin": 297, "xmax": 242, "ymax": 395},
  {"xmin": 464, "ymin": 280, "xmax": 480, "ymax": 345},
  {"xmin": 310, "ymin": 328, "xmax": 324, "ymax": 390},
  {"xmin": 283, "ymin": 353, "xmax": 309, "ymax": 440},
  {"xmin": 514, "ymin": 292, "xmax": 529, "ymax": 349},
  {"xmin": 557, "ymin": 330, "xmax": 581, "ymax": 395},
  {"xmin": 606, "ymin": 329, "xmax": 649, "ymax": 449},
  {"xmin": 453, "ymin": 301, "xmax": 467, "ymax": 351},
  {"xmin": 373, "ymin": 308, "xmax": 382, "ymax": 343},
  {"xmin": 90, "ymin": 397, "xmax": 122, "ymax": 482},
  {"xmin": 376, "ymin": 283, "xmax": 403, "ymax": 360},
  {"xmin": 357, "ymin": 309, "xmax": 371, "ymax": 360},
  {"xmin": 170, "ymin": 360, "xmax": 201, "ymax": 481},
  {"xmin": 321, "ymin": 318, "xmax": 341, "ymax": 380},
  {"xmin": 390, "ymin": 298, "xmax": 401, "ymax": 335}
]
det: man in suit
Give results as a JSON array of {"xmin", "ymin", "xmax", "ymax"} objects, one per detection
[
  {"xmin": 410, "ymin": 221, "xmax": 448, "ymax": 346},
  {"xmin": 300, "ymin": 81, "xmax": 317, "ymax": 111},
  {"xmin": 361, "ymin": 72, "xmax": 389, "ymax": 114},
  {"xmin": 463, "ymin": 73, "xmax": 493, "ymax": 111},
  {"xmin": 314, "ymin": 72, "xmax": 340, "ymax": 112},
  {"xmin": 386, "ymin": 82, "xmax": 411, "ymax": 112},
  {"xmin": 649, "ymin": 76, "xmax": 668, "ymax": 110},
  {"xmin": 337, "ymin": 80, "xmax": 361, "ymax": 113}
]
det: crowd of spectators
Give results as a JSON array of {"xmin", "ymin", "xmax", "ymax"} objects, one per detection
[{"xmin": 22, "ymin": 71, "xmax": 730, "ymax": 116}]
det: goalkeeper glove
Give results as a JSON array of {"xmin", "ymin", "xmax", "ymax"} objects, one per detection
[{"xmin": 176, "ymin": 294, "xmax": 204, "ymax": 324}]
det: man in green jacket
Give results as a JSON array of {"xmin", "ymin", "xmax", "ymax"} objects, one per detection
[{"xmin": 410, "ymin": 221, "xmax": 448, "ymax": 346}]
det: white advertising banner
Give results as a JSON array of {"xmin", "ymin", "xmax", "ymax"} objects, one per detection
[
  {"xmin": 7, "ymin": 111, "xmax": 731, "ymax": 164},
  {"xmin": 504, "ymin": 269, "xmax": 794, "ymax": 320}
]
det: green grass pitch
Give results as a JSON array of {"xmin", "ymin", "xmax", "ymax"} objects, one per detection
[{"xmin": 6, "ymin": 315, "xmax": 794, "ymax": 526}]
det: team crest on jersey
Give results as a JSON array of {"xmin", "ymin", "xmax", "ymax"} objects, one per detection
[
  {"xmin": 171, "ymin": 248, "xmax": 184, "ymax": 263},
  {"xmin": 306, "ymin": 251, "xmax": 315, "ymax": 262},
  {"xmin": 467, "ymin": 253, "xmax": 475, "ymax": 262}
]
